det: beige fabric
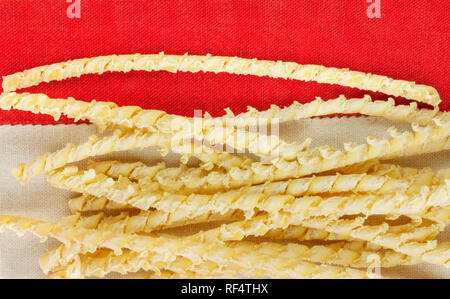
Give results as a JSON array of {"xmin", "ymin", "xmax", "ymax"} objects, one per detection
[{"xmin": 0, "ymin": 116, "xmax": 448, "ymax": 278}]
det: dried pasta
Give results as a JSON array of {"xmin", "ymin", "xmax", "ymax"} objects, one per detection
[
  {"xmin": 0, "ymin": 92, "xmax": 296, "ymax": 163},
  {"xmin": 47, "ymin": 166, "xmax": 449, "ymax": 221},
  {"xmin": 1, "ymin": 53, "xmax": 449, "ymax": 279},
  {"xmin": 2, "ymin": 53, "xmax": 440, "ymax": 106},
  {"xmin": 67, "ymin": 210, "xmax": 243, "ymax": 234},
  {"xmin": 68, "ymin": 194, "xmax": 131, "ymax": 213},
  {"xmin": 0, "ymin": 214, "xmax": 368, "ymax": 279},
  {"xmin": 217, "ymin": 213, "xmax": 449, "ymax": 264},
  {"xmin": 45, "ymin": 239, "xmax": 404, "ymax": 279}
]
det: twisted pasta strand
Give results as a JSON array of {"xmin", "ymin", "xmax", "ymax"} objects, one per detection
[
  {"xmin": 224, "ymin": 95, "xmax": 446, "ymax": 127},
  {"xmin": 47, "ymin": 166, "xmax": 449, "ymax": 220},
  {"xmin": 217, "ymin": 212, "xmax": 448, "ymax": 264},
  {"xmin": 85, "ymin": 159, "xmax": 384, "ymax": 198},
  {"xmin": 0, "ymin": 92, "xmax": 298, "ymax": 162},
  {"xmin": 13, "ymin": 104, "xmax": 449, "ymax": 184},
  {"xmin": 50, "ymin": 252, "xmax": 238, "ymax": 279},
  {"xmin": 2, "ymin": 53, "xmax": 440, "ymax": 106},
  {"xmin": 68, "ymin": 194, "xmax": 131, "ymax": 213},
  {"xmin": 46, "ymin": 238, "xmax": 405, "ymax": 279},
  {"xmin": 12, "ymin": 127, "xmax": 211, "ymax": 183},
  {"xmin": 166, "ymin": 121, "xmax": 450, "ymax": 192},
  {"xmin": 4, "ymin": 92, "xmax": 447, "ymax": 166},
  {"xmin": 89, "ymin": 159, "xmax": 417, "ymax": 195},
  {"xmin": 0, "ymin": 214, "xmax": 367, "ymax": 279},
  {"xmin": 66, "ymin": 210, "xmax": 243, "ymax": 234}
]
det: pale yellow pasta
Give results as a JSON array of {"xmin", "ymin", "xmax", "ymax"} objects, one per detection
[
  {"xmin": 2, "ymin": 53, "xmax": 440, "ymax": 106},
  {"xmin": 225, "ymin": 95, "xmax": 447, "ymax": 127},
  {"xmin": 4, "ymin": 92, "xmax": 447, "ymax": 166},
  {"xmin": 46, "ymin": 238, "xmax": 407, "ymax": 279},
  {"xmin": 6, "ymin": 92, "xmax": 447, "ymax": 176},
  {"xmin": 0, "ymin": 92, "xmax": 298, "ymax": 163},
  {"xmin": 41, "ymin": 226, "xmax": 337, "ymax": 275},
  {"xmin": 88, "ymin": 159, "xmax": 419, "ymax": 196},
  {"xmin": 172, "ymin": 120, "xmax": 450, "ymax": 191},
  {"xmin": 66, "ymin": 210, "xmax": 243, "ymax": 234},
  {"xmin": 93, "ymin": 159, "xmax": 428, "ymax": 197},
  {"xmin": 50, "ymin": 254, "xmax": 236, "ymax": 279},
  {"xmin": 12, "ymin": 129, "xmax": 157, "ymax": 183},
  {"xmin": 40, "ymin": 217, "xmax": 421, "ymax": 278},
  {"xmin": 114, "ymin": 121, "xmax": 450, "ymax": 195},
  {"xmin": 0, "ymin": 214, "xmax": 367, "ymax": 279},
  {"xmin": 87, "ymin": 160, "xmax": 228, "ymax": 195},
  {"xmin": 59, "ymin": 243, "xmax": 370, "ymax": 279},
  {"xmin": 129, "ymin": 270, "xmax": 222, "ymax": 279},
  {"xmin": 3, "ymin": 53, "xmax": 450, "ymax": 279},
  {"xmin": 66, "ymin": 204, "xmax": 343, "ymax": 243},
  {"xmin": 39, "ymin": 212, "xmax": 442, "ymax": 276},
  {"xmin": 262, "ymin": 225, "xmax": 354, "ymax": 242},
  {"xmin": 218, "ymin": 212, "xmax": 448, "ymax": 263},
  {"xmin": 13, "ymin": 107, "xmax": 450, "ymax": 184},
  {"xmin": 47, "ymin": 270, "xmax": 191, "ymax": 279},
  {"xmin": 68, "ymin": 194, "xmax": 131, "ymax": 213},
  {"xmin": 9, "ymin": 126, "xmax": 270, "ymax": 184},
  {"xmin": 47, "ymin": 166, "xmax": 448, "ymax": 221},
  {"xmin": 12, "ymin": 127, "xmax": 207, "ymax": 183},
  {"xmin": 421, "ymin": 242, "xmax": 450, "ymax": 266}
]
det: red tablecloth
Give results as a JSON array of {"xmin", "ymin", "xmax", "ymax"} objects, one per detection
[{"xmin": 0, "ymin": 0, "xmax": 448, "ymax": 125}]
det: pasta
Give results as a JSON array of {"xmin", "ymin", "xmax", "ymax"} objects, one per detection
[
  {"xmin": 226, "ymin": 95, "xmax": 446, "ymax": 127},
  {"xmin": 89, "ymin": 159, "xmax": 415, "ymax": 193},
  {"xmin": 45, "ymin": 239, "xmax": 406, "ymax": 279},
  {"xmin": 67, "ymin": 210, "xmax": 243, "ymax": 234},
  {"xmin": 71, "ymin": 163, "xmax": 434, "ymax": 212},
  {"xmin": 54, "ymin": 242, "xmax": 371, "ymax": 279},
  {"xmin": 11, "ymin": 102, "xmax": 450, "ymax": 184},
  {"xmin": 68, "ymin": 194, "xmax": 132, "ymax": 213},
  {"xmin": 47, "ymin": 165, "xmax": 448, "ymax": 221},
  {"xmin": 217, "ymin": 213, "xmax": 449, "ymax": 264},
  {"xmin": 1, "ymin": 53, "xmax": 448, "ymax": 279},
  {"xmin": 0, "ymin": 214, "xmax": 368, "ymax": 279},
  {"xmin": 0, "ymin": 92, "xmax": 297, "ymax": 163},
  {"xmin": 2, "ymin": 53, "xmax": 440, "ymax": 106}
]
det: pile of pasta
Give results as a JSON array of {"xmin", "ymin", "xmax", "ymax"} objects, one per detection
[{"xmin": 0, "ymin": 53, "xmax": 449, "ymax": 279}]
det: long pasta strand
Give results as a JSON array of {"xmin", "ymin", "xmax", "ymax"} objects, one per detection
[
  {"xmin": 216, "ymin": 212, "xmax": 449, "ymax": 264},
  {"xmin": 3, "ymin": 92, "xmax": 447, "ymax": 166},
  {"xmin": 45, "ymin": 239, "xmax": 408, "ymax": 279},
  {"xmin": 2, "ymin": 53, "xmax": 440, "ymax": 106},
  {"xmin": 161, "ymin": 120, "xmax": 450, "ymax": 192},
  {"xmin": 65, "ymin": 210, "xmax": 243, "ymax": 234},
  {"xmin": 228, "ymin": 95, "xmax": 446, "ymax": 127},
  {"xmin": 68, "ymin": 194, "xmax": 131, "ymax": 213},
  {"xmin": 91, "ymin": 160, "xmax": 414, "ymax": 193},
  {"xmin": 47, "ymin": 166, "xmax": 449, "ymax": 220},
  {"xmin": 0, "ymin": 214, "xmax": 367, "ymax": 279},
  {"xmin": 13, "ymin": 107, "xmax": 450, "ymax": 184},
  {"xmin": 0, "ymin": 92, "xmax": 298, "ymax": 162},
  {"xmin": 85, "ymin": 158, "xmax": 386, "ymax": 196},
  {"xmin": 41, "ymin": 218, "xmax": 357, "ymax": 275}
]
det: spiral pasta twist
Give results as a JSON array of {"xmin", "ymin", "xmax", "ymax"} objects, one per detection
[
  {"xmin": 45, "ymin": 239, "xmax": 414, "ymax": 279},
  {"xmin": 2, "ymin": 53, "xmax": 440, "ymax": 106},
  {"xmin": 219, "ymin": 212, "xmax": 449, "ymax": 265},
  {"xmin": 0, "ymin": 214, "xmax": 368, "ymax": 279},
  {"xmin": 47, "ymin": 165, "xmax": 449, "ymax": 220}
]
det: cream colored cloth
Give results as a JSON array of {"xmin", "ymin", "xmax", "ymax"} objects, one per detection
[{"xmin": 0, "ymin": 117, "xmax": 448, "ymax": 278}]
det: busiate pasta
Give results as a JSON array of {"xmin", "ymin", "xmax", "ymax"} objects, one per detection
[{"xmin": 0, "ymin": 53, "xmax": 448, "ymax": 279}]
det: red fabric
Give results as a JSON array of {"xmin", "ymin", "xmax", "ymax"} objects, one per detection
[{"xmin": 0, "ymin": 0, "xmax": 448, "ymax": 125}]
